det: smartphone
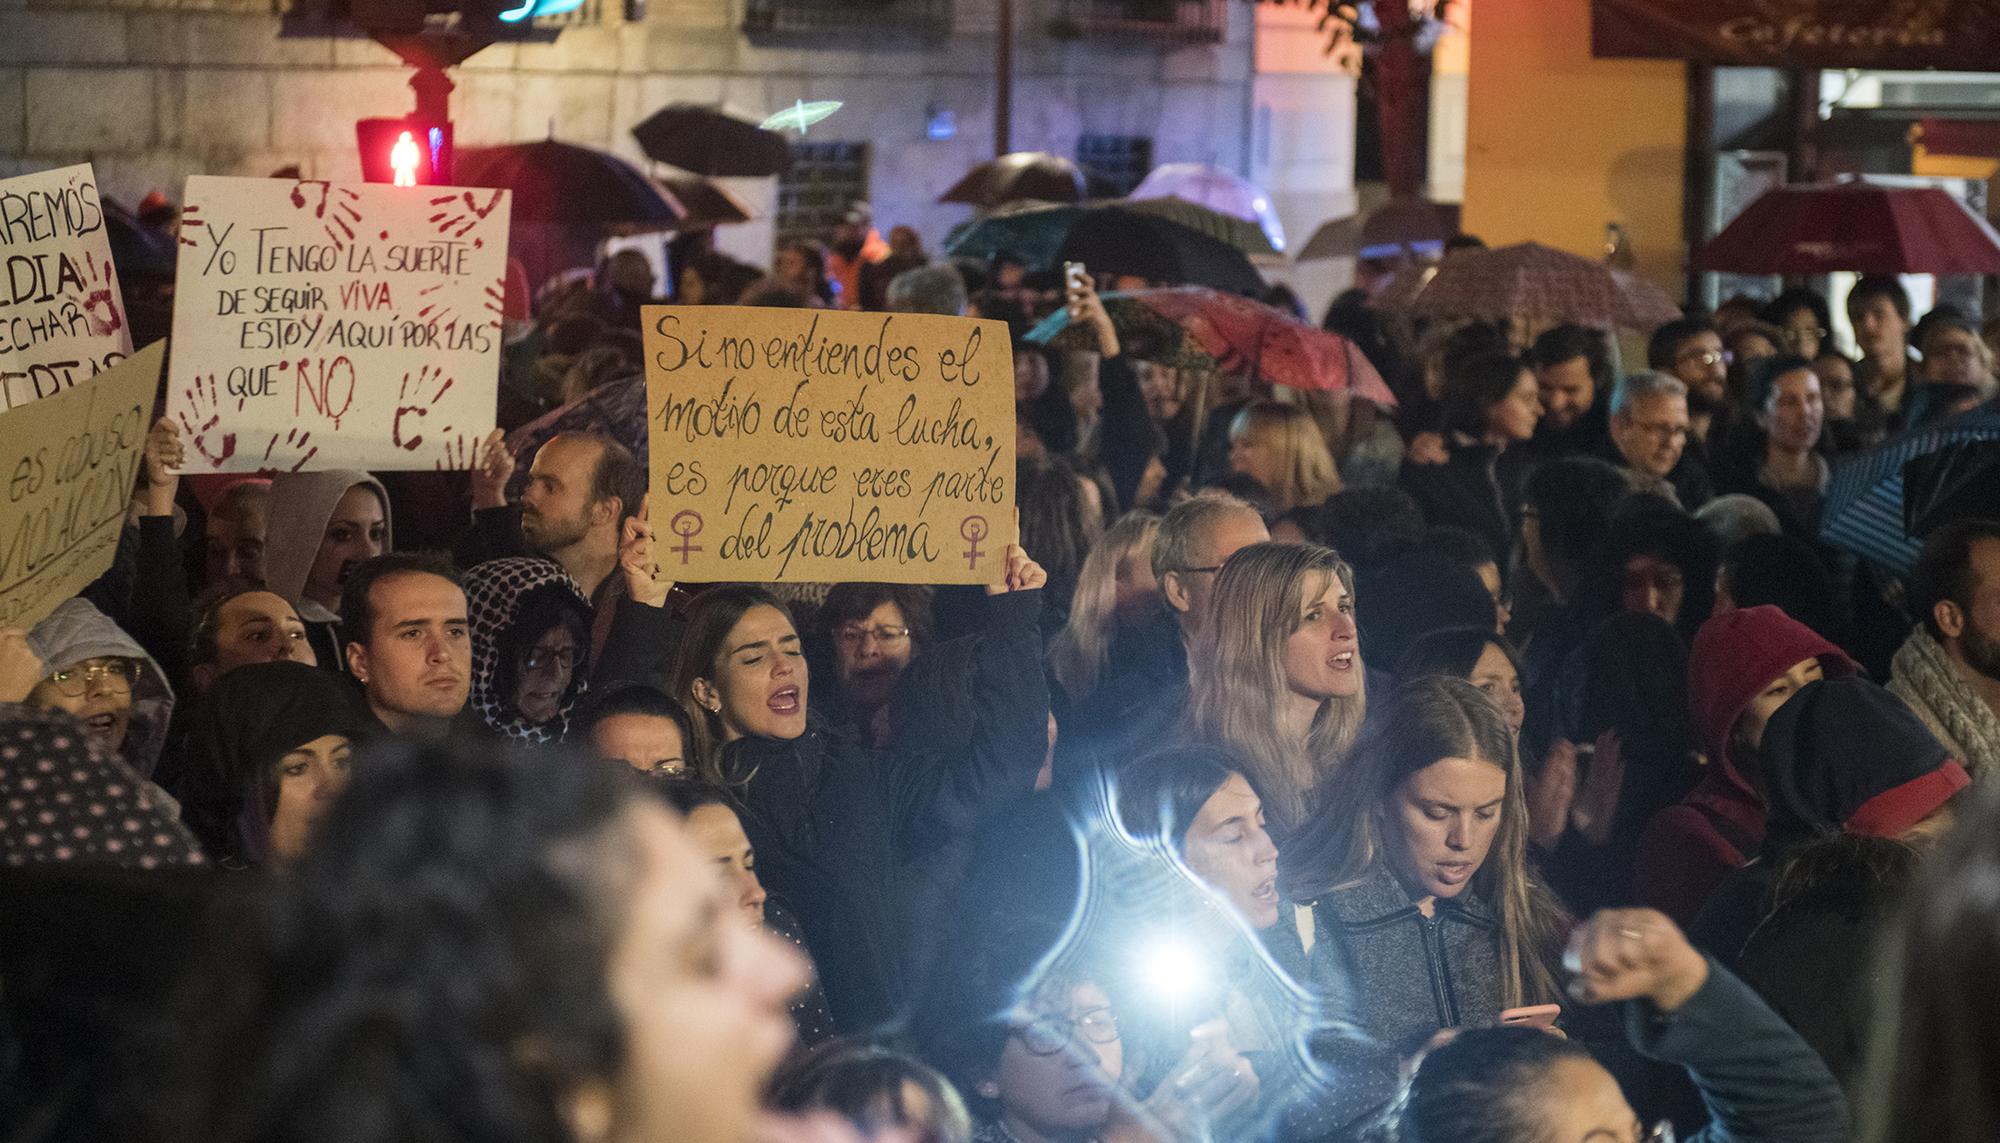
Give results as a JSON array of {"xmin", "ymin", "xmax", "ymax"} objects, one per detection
[
  {"xmin": 1499, "ymin": 1004, "xmax": 1561, "ymax": 1030},
  {"xmin": 1064, "ymin": 261, "xmax": 1090, "ymax": 292}
]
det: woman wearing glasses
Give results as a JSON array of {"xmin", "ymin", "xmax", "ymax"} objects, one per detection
[
  {"xmin": 814, "ymin": 583, "xmax": 933, "ymax": 749},
  {"xmin": 463, "ymin": 557, "xmax": 593, "ymax": 744},
  {"xmin": 1386, "ymin": 907, "xmax": 1846, "ymax": 1143},
  {"xmin": 25, "ymin": 597, "xmax": 176, "ymax": 780}
]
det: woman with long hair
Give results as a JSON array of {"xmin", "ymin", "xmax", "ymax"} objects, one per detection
[
  {"xmin": 1048, "ymin": 512, "xmax": 1161, "ymax": 703},
  {"xmin": 1227, "ymin": 401, "xmax": 1342, "ymax": 514},
  {"xmin": 665, "ymin": 546, "xmax": 1050, "ymax": 1033},
  {"xmin": 1186, "ymin": 542, "xmax": 1364, "ymax": 837},
  {"xmin": 1399, "ymin": 350, "xmax": 1544, "ymax": 572}
]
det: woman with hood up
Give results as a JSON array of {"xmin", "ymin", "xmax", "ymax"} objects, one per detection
[
  {"xmin": 260, "ymin": 470, "xmax": 392, "ymax": 671},
  {"xmin": 463, "ymin": 557, "xmax": 592, "ymax": 744},
  {"xmin": 25, "ymin": 597, "xmax": 177, "ymax": 783}
]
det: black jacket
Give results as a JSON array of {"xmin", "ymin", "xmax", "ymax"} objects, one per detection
[
  {"xmin": 1397, "ymin": 442, "xmax": 1517, "ymax": 572},
  {"xmin": 720, "ymin": 589, "xmax": 1049, "ymax": 1032}
]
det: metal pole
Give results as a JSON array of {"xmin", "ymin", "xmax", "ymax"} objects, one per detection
[{"xmin": 996, "ymin": 0, "xmax": 1013, "ymax": 157}]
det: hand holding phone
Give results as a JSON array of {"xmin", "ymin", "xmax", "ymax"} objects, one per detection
[{"xmin": 1498, "ymin": 1004, "xmax": 1561, "ymax": 1030}]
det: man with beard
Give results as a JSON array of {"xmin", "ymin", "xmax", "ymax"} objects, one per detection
[
  {"xmin": 1891, "ymin": 519, "xmax": 2000, "ymax": 778},
  {"xmin": 1647, "ymin": 317, "xmax": 1728, "ymax": 447},
  {"xmin": 1525, "ymin": 323, "xmax": 1613, "ymax": 461},
  {"xmin": 340, "ymin": 553, "xmax": 474, "ymax": 740},
  {"xmin": 467, "ymin": 430, "xmax": 645, "ymax": 658}
]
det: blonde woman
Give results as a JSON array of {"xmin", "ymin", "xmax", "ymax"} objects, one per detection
[
  {"xmin": 1278, "ymin": 675, "xmax": 1570, "ymax": 1130},
  {"xmin": 1227, "ymin": 401, "xmax": 1342, "ymax": 513},
  {"xmin": 1048, "ymin": 512, "xmax": 1162, "ymax": 702},
  {"xmin": 1187, "ymin": 542, "xmax": 1364, "ymax": 836}
]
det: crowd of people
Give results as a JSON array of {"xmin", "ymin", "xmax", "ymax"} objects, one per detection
[{"xmin": 3, "ymin": 199, "xmax": 1999, "ymax": 1143}]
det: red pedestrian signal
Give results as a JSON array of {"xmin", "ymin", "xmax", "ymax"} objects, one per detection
[{"xmin": 357, "ymin": 118, "xmax": 455, "ymax": 185}]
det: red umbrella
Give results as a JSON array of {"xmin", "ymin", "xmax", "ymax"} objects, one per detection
[
  {"xmin": 1410, "ymin": 241, "xmax": 1681, "ymax": 330},
  {"xmin": 1694, "ymin": 181, "xmax": 2000, "ymax": 275}
]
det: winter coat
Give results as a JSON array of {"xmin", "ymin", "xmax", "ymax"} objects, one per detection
[
  {"xmin": 718, "ymin": 589, "xmax": 1049, "ymax": 1033},
  {"xmin": 1633, "ymin": 607, "xmax": 1854, "ymax": 926},
  {"xmin": 26, "ymin": 598, "xmax": 176, "ymax": 781},
  {"xmin": 1887, "ymin": 626, "xmax": 2000, "ymax": 780},
  {"xmin": 262, "ymin": 470, "xmax": 393, "ymax": 670},
  {"xmin": 1053, "ymin": 606, "xmax": 1188, "ymax": 784},
  {"xmin": 1397, "ymin": 441, "xmax": 1516, "ymax": 574}
]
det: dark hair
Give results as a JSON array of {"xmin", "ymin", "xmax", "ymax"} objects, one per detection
[
  {"xmin": 1320, "ymin": 486, "xmax": 1428, "ymax": 569},
  {"xmin": 666, "ymin": 585, "xmax": 795, "ymax": 780},
  {"xmin": 1438, "ymin": 322, "xmax": 1510, "ymax": 386},
  {"xmin": 1115, "ymin": 744, "xmax": 1249, "ymax": 855},
  {"xmin": 1395, "ymin": 627, "xmax": 1516, "ymax": 684},
  {"xmin": 1528, "ymin": 323, "xmax": 1609, "ymax": 388},
  {"xmin": 1017, "ymin": 455, "xmax": 1104, "ymax": 611},
  {"xmin": 1425, "ymin": 525, "xmax": 1496, "ymax": 572},
  {"xmin": 189, "ymin": 578, "xmax": 273, "ymax": 668},
  {"xmin": 174, "ymin": 738, "xmax": 648, "ymax": 1143},
  {"xmin": 584, "ymin": 435, "xmax": 646, "ymax": 525},
  {"xmin": 1721, "ymin": 533, "xmax": 1844, "ymax": 646},
  {"xmin": 1646, "ymin": 317, "xmax": 1718, "ymax": 371},
  {"xmin": 818, "ymin": 584, "xmax": 936, "ymax": 650},
  {"xmin": 1848, "ymin": 275, "xmax": 1912, "ymax": 323},
  {"xmin": 1387, "ymin": 1026, "xmax": 1596, "ymax": 1143},
  {"xmin": 1440, "ymin": 351, "xmax": 1530, "ymax": 438},
  {"xmin": 646, "ymin": 773, "xmax": 737, "ymax": 816},
  {"xmin": 1586, "ymin": 501, "xmax": 1719, "ymax": 642},
  {"xmin": 490, "ymin": 585, "xmax": 592, "ymax": 723},
  {"xmin": 1861, "ymin": 786, "xmax": 2000, "ymax": 1143},
  {"xmin": 768, "ymin": 1040, "xmax": 973, "ymax": 1143},
  {"xmin": 1761, "ymin": 287, "xmax": 1831, "ymax": 336},
  {"xmin": 1741, "ymin": 353, "xmax": 1816, "ymax": 413},
  {"xmin": 338, "ymin": 552, "xmax": 462, "ymax": 653},
  {"xmin": 1523, "ymin": 457, "xmax": 1630, "ymax": 575},
  {"xmin": 1908, "ymin": 518, "xmax": 2000, "ymax": 643},
  {"xmin": 573, "ymin": 681, "xmax": 696, "ymax": 754}
]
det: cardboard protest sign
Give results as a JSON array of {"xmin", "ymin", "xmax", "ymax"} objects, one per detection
[
  {"xmin": 0, "ymin": 341, "xmax": 162, "ymax": 628},
  {"xmin": 166, "ymin": 175, "xmax": 510, "ymax": 474},
  {"xmin": 642, "ymin": 306, "xmax": 1017, "ymax": 584},
  {"xmin": 0, "ymin": 164, "xmax": 133, "ymax": 412}
]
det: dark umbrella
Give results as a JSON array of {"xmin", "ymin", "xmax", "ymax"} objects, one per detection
[
  {"xmin": 631, "ymin": 104, "xmax": 792, "ymax": 177},
  {"xmin": 1297, "ymin": 197, "xmax": 1458, "ymax": 261},
  {"xmin": 1054, "ymin": 206, "xmax": 1266, "ymax": 294},
  {"xmin": 654, "ymin": 168, "xmax": 755, "ymax": 227},
  {"xmin": 1822, "ymin": 405, "xmax": 2000, "ymax": 574},
  {"xmin": 1695, "ymin": 181, "xmax": 2000, "ymax": 275},
  {"xmin": 503, "ymin": 373, "xmax": 649, "ymax": 500},
  {"xmin": 99, "ymin": 197, "xmax": 176, "ymax": 281},
  {"xmin": 940, "ymin": 152, "xmax": 1087, "ymax": 208},
  {"xmin": 455, "ymin": 140, "xmax": 683, "ymax": 228}
]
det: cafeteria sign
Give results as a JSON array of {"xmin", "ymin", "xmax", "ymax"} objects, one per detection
[{"xmin": 1592, "ymin": 0, "xmax": 2000, "ymax": 72}]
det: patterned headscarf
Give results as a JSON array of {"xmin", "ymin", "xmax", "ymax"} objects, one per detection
[
  {"xmin": 464, "ymin": 558, "xmax": 591, "ymax": 744},
  {"xmin": 0, "ymin": 705, "xmax": 204, "ymax": 870}
]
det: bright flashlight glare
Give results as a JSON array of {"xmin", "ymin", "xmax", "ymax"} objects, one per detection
[{"xmin": 1139, "ymin": 939, "xmax": 1207, "ymax": 1004}]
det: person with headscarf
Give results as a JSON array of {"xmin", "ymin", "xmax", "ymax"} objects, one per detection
[
  {"xmin": 261, "ymin": 470, "xmax": 392, "ymax": 671},
  {"xmin": 179, "ymin": 660, "xmax": 373, "ymax": 868},
  {"xmin": 463, "ymin": 557, "xmax": 592, "ymax": 744},
  {"xmin": 25, "ymin": 598, "xmax": 176, "ymax": 782}
]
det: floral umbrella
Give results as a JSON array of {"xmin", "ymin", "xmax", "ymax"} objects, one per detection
[{"xmin": 1408, "ymin": 241, "xmax": 1681, "ymax": 330}]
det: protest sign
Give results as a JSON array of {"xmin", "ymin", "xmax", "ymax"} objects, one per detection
[
  {"xmin": 165, "ymin": 175, "xmax": 510, "ymax": 474},
  {"xmin": 0, "ymin": 164, "xmax": 133, "ymax": 412},
  {"xmin": 642, "ymin": 306, "xmax": 1017, "ymax": 585},
  {"xmin": 0, "ymin": 341, "xmax": 161, "ymax": 628}
]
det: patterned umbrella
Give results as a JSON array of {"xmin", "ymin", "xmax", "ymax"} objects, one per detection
[
  {"xmin": 1822, "ymin": 406, "xmax": 2000, "ymax": 574},
  {"xmin": 1027, "ymin": 287, "xmax": 1397, "ymax": 404},
  {"xmin": 1695, "ymin": 181, "xmax": 2000, "ymax": 275},
  {"xmin": 1409, "ymin": 241, "xmax": 1681, "ymax": 330},
  {"xmin": 1128, "ymin": 163, "xmax": 1286, "ymax": 252}
]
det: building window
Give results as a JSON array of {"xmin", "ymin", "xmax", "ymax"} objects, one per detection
[
  {"xmin": 1076, "ymin": 135, "xmax": 1154, "ymax": 198},
  {"xmin": 776, "ymin": 141, "xmax": 870, "ymax": 248},
  {"xmin": 1047, "ymin": 0, "xmax": 1226, "ymax": 44},
  {"xmin": 743, "ymin": 0, "xmax": 950, "ymax": 39}
]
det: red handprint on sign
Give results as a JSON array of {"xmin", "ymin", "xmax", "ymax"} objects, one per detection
[
  {"xmin": 289, "ymin": 180, "xmax": 364, "ymax": 250},
  {"xmin": 175, "ymin": 375, "xmax": 236, "ymax": 469},
  {"xmin": 259, "ymin": 427, "xmax": 318, "ymax": 474},
  {"xmin": 392, "ymin": 365, "xmax": 455, "ymax": 452},
  {"xmin": 427, "ymin": 189, "xmax": 505, "ymax": 239},
  {"xmin": 435, "ymin": 432, "xmax": 475, "ymax": 472}
]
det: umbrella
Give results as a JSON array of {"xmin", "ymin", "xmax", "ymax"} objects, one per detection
[
  {"xmin": 1408, "ymin": 241, "xmax": 1680, "ymax": 330},
  {"xmin": 99, "ymin": 197, "xmax": 176, "ymax": 281},
  {"xmin": 503, "ymin": 373, "xmax": 649, "ymax": 501},
  {"xmin": 631, "ymin": 104, "xmax": 792, "ymax": 177},
  {"xmin": 1120, "ymin": 196, "xmax": 1282, "ymax": 259},
  {"xmin": 1297, "ymin": 197, "xmax": 1458, "ymax": 261},
  {"xmin": 1026, "ymin": 286, "xmax": 1397, "ymax": 405},
  {"xmin": 1128, "ymin": 163, "xmax": 1286, "ymax": 252},
  {"xmin": 455, "ymin": 140, "xmax": 683, "ymax": 228},
  {"xmin": 943, "ymin": 197, "xmax": 1280, "ymax": 267},
  {"xmin": 1055, "ymin": 206, "xmax": 1266, "ymax": 295},
  {"xmin": 941, "ymin": 152, "xmax": 1087, "ymax": 208},
  {"xmin": 1822, "ymin": 406, "xmax": 2000, "ymax": 574},
  {"xmin": 1694, "ymin": 181, "xmax": 2000, "ymax": 275},
  {"xmin": 653, "ymin": 168, "xmax": 755, "ymax": 227}
]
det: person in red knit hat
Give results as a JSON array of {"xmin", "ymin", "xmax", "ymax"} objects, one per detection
[{"xmin": 1631, "ymin": 605, "xmax": 1856, "ymax": 926}]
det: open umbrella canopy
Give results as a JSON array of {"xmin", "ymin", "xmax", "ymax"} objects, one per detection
[
  {"xmin": 1823, "ymin": 405, "xmax": 2000, "ymax": 574},
  {"xmin": 631, "ymin": 104, "xmax": 792, "ymax": 177},
  {"xmin": 1055, "ymin": 206, "xmax": 1266, "ymax": 295},
  {"xmin": 1119, "ymin": 196, "xmax": 1281, "ymax": 259},
  {"xmin": 1298, "ymin": 197, "xmax": 1458, "ymax": 261},
  {"xmin": 1695, "ymin": 181, "xmax": 2000, "ymax": 275},
  {"xmin": 653, "ymin": 168, "xmax": 755, "ymax": 227},
  {"xmin": 1409, "ymin": 241, "xmax": 1680, "ymax": 330},
  {"xmin": 1128, "ymin": 163, "xmax": 1286, "ymax": 252},
  {"xmin": 941, "ymin": 152, "xmax": 1087, "ymax": 208},
  {"xmin": 455, "ymin": 140, "xmax": 683, "ymax": 229},
  {"xmin": 943, "ymin": 197, "xmax": 1279, "ymax": 266},
  {"xmin": 1027, "ymin": 287, "xmax": 1396, "ymax": 404}
]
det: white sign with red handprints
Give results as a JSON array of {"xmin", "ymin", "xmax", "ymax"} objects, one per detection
[
  {"xmin": 166, "ymin": 175, "xmax": 511, "ymax": 473},
  {"xmin": 0, "ymin": 164, "xmax": 133, "ymax": 413}
]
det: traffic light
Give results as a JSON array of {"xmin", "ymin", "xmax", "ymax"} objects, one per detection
[{"xmin": 357, "ymin": 119, "xmax": 455, "ymax": 185}]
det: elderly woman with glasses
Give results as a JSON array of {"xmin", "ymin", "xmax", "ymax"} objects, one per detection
[
  {"xmin": 814, "ymin": 583, "xmax": 934, "ymax": 749},
  {"xmin": 463, "ymin": 558, "xmax": 593, "ymax": 744},
  {"xmin": 25, "ymin": 598, "xmax": 176, "ymax": 779}
]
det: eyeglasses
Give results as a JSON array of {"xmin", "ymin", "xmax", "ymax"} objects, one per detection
[
  {"xmin": 44, "ymin": 660, "xmax": 138, "ymax": 698},
  {"xmin": 1782, "ymin": 327, "xmax": 1828, "ymax": 348},
  {"xmin": 1645, "ymin": 1120, "xmax": 1677, "ymax": 1143},
  {"xmin": 1014, "ymin": 1006, "xmax": 1121, "ymax": 1056},
  {"xmin": 835, "ymin": 624, "xmax": 911, "ymax": 650},
  {"xmin": 1675, "ymin": 349, "xmax": 1725, "ymax": 368},
  {"xmin": 519, "ymin": 646, "xmax": 580, "ymax": 672}
]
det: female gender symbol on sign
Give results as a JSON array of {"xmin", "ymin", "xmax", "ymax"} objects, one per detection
[
  {"xmin": 668, "ymin": 509, "xmax": 705, "ymax": 564},
  {"xmin": 960, "ymin": 515, "xmax": 989, "ymax": 571}
]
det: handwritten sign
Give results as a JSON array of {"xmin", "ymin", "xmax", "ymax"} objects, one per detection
[
  {"xmin": 0, "ymin": 164, "xmax": 132, "ymax": 413},
  {"xmin": 0, "ymin": 341, "xmax": 161, "ymax": 628},
  {"xmin": 165, "ymin": 175, "xmax": 510, "ymax": 474},
  {"xmin": 642, "ymin": 306, "xmax": 1017, "ymax": 584}
]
